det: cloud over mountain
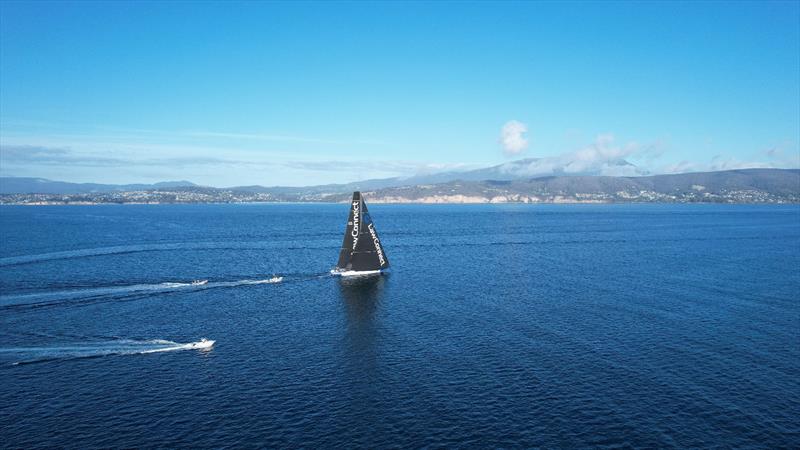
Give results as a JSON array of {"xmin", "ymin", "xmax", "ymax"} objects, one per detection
[{"xmin": 493, "ymin": 134, "xmax": 651, "ymax": 178}]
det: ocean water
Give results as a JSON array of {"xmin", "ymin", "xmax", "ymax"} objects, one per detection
[{"xmin": 0, "ymin": 203, "xmax": 798, "ymax": 448}]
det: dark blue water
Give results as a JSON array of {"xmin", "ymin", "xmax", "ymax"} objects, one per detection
[{"xmin": 1, "ymin": 204, "xmax": 798, "ymax": 448}]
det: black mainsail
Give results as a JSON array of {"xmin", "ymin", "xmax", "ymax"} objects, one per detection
[{"xmin": 335, "ymin": 192, "xmax": 389, "ymax": 273}]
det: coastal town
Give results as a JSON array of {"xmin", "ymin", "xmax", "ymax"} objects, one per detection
[{"xmin": 1, "ymin": 185, "xmax": 795, "ymax": 205}]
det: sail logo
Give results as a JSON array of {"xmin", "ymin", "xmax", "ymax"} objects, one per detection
[
  {"xmin": 368, "ymin": 223, "xmax": 386, "ymax": 266},
  {"xmin": 351, "ymin": 201, "xmax": 360, "ymax": 249}
]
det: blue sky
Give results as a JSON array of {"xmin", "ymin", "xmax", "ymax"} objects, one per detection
[{"xmin": 1, "ymin": 1, "xmax": 798, "ymax": 186}]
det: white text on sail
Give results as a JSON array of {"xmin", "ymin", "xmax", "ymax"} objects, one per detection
[
  {"xmin": 368, "ymin": 223, "xmax": 386, "ymax": 266},
  {"xmin": 351, "ymin": 201, "xmax": 360, "ymax": 249}
]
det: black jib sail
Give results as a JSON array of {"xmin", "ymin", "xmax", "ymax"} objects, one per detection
[{"xmin": 335, "ymin": 192, "xmax": 390, "ymax": 272}]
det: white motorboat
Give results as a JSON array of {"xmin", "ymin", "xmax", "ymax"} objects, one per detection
[{"xmin": 187, "ymin": 338, "xmax": 215, "ymax": 350}]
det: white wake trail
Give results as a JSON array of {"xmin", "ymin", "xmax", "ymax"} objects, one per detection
[
  {"xmin": 241, "ymin": 276, "xmax": 284, "ymax": 285},
  {"xmin": 0, "ymin": 276, "xmax": 283, "ymax": 308},
  {"xmin": 1, "ymin": 338, "xmax": 215, "ymax": 366}
]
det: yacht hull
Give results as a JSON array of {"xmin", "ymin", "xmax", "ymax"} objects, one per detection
[{"xmin": 331, "ymin": 269, "xmax": 384, "ymax": 277}]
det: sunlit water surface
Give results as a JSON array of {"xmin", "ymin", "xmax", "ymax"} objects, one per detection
[{"xmin": 1, "ymin": 204, "xmax": 798, "ymax": 447}]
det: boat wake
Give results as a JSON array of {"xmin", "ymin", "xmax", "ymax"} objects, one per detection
[
  {"xmin": 0, "ymin": 338, "xmax": 215, "ymax": 366},
  {"xmin": 0, "ymin": 277, "xmax": 284, "ymax": 310},
  {"xmin": 241, "ymin": 276, "xmax": 283, "ymax": 285}
]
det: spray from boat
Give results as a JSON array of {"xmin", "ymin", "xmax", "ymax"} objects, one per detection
[
  {"xmin": 1, "ymin": 338, "xmax": 215, "ymax": 366},
  {"xmin": 0, "ymin": 276, "xmax": 284, "ymax": 309}
]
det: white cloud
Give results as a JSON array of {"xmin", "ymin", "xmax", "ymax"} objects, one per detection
[
  {"xmin": 661, "ymin": 160, "xmax": 699, "ymax": 174},
  {"xmin": 498, "ymin": 133, "xmax": 651, "ymax": 177},
  {"xmin": 659, "ymin": 141, "xmax": 799, "ymax": 174},
  {"xmin": 660, "ymin": 154, "xmax": 798, "ymax": 174},
  {"xmin": 563, "ymin": 133, "xmax": 640, "ymax": 173},
  {"xmin": 278, "ymin": 159, "xmax": 472, "ymax": 175},
  {"xmin": 493, "ymin": 133, "xmax": 799, "ymax": 177},
  {"xmin": 499, "ymin": 120, "xmax": 529, "ymax": 155},
  {"xmin": 0, "ymin": 143, "xmax": 473, "ymax": 184}
]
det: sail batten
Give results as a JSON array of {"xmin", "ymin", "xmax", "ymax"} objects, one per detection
[{"xmin": 334, "ymin": 192, "xmax": 389, "ymax": 273}]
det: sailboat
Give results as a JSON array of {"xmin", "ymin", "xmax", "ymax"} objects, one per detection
[{"xmin": 331, "ymin": 191, "xmax": 390, "ymax": 276}]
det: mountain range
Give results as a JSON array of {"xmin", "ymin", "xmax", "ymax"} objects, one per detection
[
  {"xmin": 0, "ymin": 158, "xmax": 646, "ymax": 195},
  {"xmin": 1, "ymin": 160, "xmax": 798, "ymax": 204},
  {"xmin": 356, "ymin": 168, "xmax": 800, "ymax": 203},
  {"xmin": 0, "ymin": 178, "xmax": 198, "ymax": 195}
]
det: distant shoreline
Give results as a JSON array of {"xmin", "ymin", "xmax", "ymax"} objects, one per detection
[
  {"xmin": 2, "ymin": 200, "xmax": 798, "ymax": 206},
  {"xmin": 2, "ymin": 168, "xmax": 797, "ymax": 205}
]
